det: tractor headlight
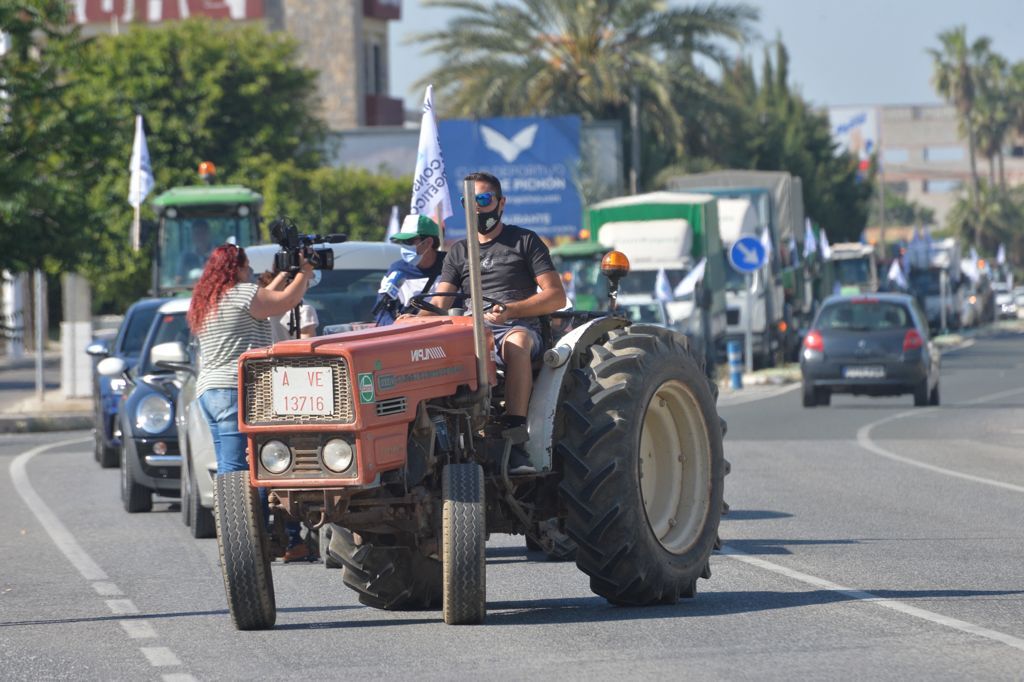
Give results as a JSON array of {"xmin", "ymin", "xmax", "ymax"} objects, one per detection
[
  {"xmin": 135, "ymin": 394, "xmax": 172, "ymax": 434},
  {"xmin": 260, "ymin": 440, "xmax": 292, "ymax": 474},
  {"xmin": 322, "ymin": 438, "xmax": 354, "ymax": 473}
]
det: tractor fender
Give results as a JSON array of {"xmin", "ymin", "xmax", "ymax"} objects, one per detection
[{"xmin": 525, "ymin": 316, "xmax": 629, "ymax": 471}]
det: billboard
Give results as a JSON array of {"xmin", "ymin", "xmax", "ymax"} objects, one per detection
[
  {"xmin": 438, "ymin": 115, "xmax": 582, "ymax": 240},
  {"xmin": 69, "ymin": 0, "xmax": 264, "ymax": 24},
  {"xmin": 828, "ymin": 107, "xmax": 879, "ymax": 161}
]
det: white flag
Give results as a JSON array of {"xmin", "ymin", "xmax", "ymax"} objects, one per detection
[
  {"xmin": 385, "ymin": 205, "xmax": 400, "ymax": 241},
  {"xmin": 788, "ymin": 236, "xmax": 799, "ymax": 265},
  {"xmin": 997, "ymin": 243, "xmax": 1007, "ymax": 266},
  {"xmin": 820, "ymin": 229, "xmax": 832, "ymax": 260},
  {"xmin": 654, "ymin": 268, "xmax": 673, "ymax": 302},
  {"xmin": 410, "ymin": 85, "xmax": 453, "ymax": 222},
  {"xmin": 674, "ymin": 258, "xmax": 707, "ymax": 297},
  {"xmin": 760, "ymin": 228, "xmax": 773, "ymax": 264},
  {"xmin": 128, "ymin": 114, "xmax": 154, "ymax": 209},
  {"xmin": 887, "ymin": 259, "xmax": 907, "ymax": 289},
  {"xmin": 803, "ymin": 218, "xmax": 818, "ymax": 258}
]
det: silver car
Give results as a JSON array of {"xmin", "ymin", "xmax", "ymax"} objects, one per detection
[{"xmin": 177, "ymin": 241, "xmax": 401, "ymax": 538}]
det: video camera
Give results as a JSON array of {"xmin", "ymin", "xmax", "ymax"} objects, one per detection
[{"xmin": 269, "ymin": 216, "xmax": 347, "ymax": 274}]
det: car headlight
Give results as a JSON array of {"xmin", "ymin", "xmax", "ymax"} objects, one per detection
[
  {"xmin": 322, "ymin": 438, "xmax": 354, "ymax": 473},
  {"xmin": 260, "ymin": 440, "xmax": 292, "ymax": 474},
  {"xmin": 135, "ymin": 394, "xmax": 172, "ymax": 434}
]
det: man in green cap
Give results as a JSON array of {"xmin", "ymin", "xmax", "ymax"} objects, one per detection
[{"xmin": 373, "ymin": 213, "xmax": 447, "ymax": 325}]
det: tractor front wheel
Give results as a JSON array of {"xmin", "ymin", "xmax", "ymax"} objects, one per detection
[{"xmin": 441, "ymin": 463, "xmax": 486, "ymax": 624}]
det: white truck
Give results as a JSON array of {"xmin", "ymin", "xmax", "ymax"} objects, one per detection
[
  {"xmin": 907, "ymin": 237, "xmax": 962, "ymax": 331},
  {"xmin": 828, "ymin": 242, "xmax": 878, "ymax": 295}
]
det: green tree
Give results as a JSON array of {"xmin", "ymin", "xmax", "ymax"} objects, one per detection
[
  {"xmin": 0, "ymin": 1, "xmax": 92, "ymax": 273},
  {"xmin": 929, "ymin": 26, "xmax": 990, "ymax": 206},
  {"xmin": 60, "ymin": 19, "xmax": 326, "ymax": 311},
  {"xmin": 411, "ymin": 0, "xmax": 757, "ymax": 188},
  {"xmin": 946, "ymin": 181, "xmax": 1024, "ymax": 258},
  {"xmin": 972, "ymin": 50, "xmax": 1010, "ymax": 188}
]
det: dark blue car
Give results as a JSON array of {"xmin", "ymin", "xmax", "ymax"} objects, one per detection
[{"xmin": 86, "ymin": 298, "xmax": 167, "ymax": 468}]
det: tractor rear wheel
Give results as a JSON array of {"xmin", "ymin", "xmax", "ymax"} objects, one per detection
[
  {"xmin": 441, "ymin": 463, "xmax": 486, "ymax": 624},
  {"xmin": 214, "ymin": 471, "xmax": 276, "ymax": 630},
  {"xmin": 328, "ymin": 526, "xmax": 441, "ymax": 609},
  {"xmin": 558, "ymin": 325, "xmax": 724, "ymax": 605}
]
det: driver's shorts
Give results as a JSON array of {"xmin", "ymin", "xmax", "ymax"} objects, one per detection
[{"xmin": 489, "ymin": 321, "xmax": 542, "ymax": 366}]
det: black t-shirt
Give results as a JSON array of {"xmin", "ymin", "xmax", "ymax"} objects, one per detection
[{"xmin": 440, "ymin": 225, "xmax": 555, "ymax": 318}]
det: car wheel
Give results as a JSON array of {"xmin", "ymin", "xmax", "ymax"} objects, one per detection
[
  {"xmin": 802, "ymin": 381, "xmax": 817, "ymax": 408},
  {"xmin": 913, "ymin": 379, "xmax": 929, "ymax": 407},
  {"xmin": 814, "ymin": 388, "xmax": 831, "ymax": 407},
  {"xmin": 120, "ymin": 442, "xmax": 153, "ymax": 513},
  {"xmin": 929, "ymin": 381, "xmax": 940, "ymax": 406}
]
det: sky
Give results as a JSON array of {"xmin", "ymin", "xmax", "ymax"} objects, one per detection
[{"xmin": 389, "ymin": 0, "xmax": 1024, "ymax": 111}]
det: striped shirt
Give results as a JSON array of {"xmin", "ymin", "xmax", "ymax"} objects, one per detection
[{"xmin": 195, "ymin": 283, "xmax": 272, "ymax": 396}]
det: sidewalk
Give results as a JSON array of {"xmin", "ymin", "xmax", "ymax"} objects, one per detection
[{"xmin": 0, "ymin": 349, "xmax": 92, "ymax": 434}]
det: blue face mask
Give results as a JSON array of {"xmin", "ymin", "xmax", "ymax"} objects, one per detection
[{"xmin": 400, "ymin": 245, "xmax": 424, "ymax": 267}]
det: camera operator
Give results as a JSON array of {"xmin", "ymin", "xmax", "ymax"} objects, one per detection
[
  {"xmin": 258, "ymin": 269, "xmax": 320, "ymax": 341},
  {"xmin": 373, "ymin": 214, "xmax": 446, "ymax": 326},
  {"xmin": 186, "ymin": 244, "xmax": 314, "ymax": 478}
]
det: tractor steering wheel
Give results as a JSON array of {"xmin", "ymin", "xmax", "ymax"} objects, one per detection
[{"xmin": 408, "ymin": 292, "xmax": 504, "ymax": 316}]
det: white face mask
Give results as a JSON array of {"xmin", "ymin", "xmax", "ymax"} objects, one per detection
[{"xmin": 400, "ymin": 245, "xmax": 424, "ymax": 267}]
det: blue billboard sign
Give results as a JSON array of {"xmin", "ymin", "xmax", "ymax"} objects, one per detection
[{"xmin": 438, "ymin": 115, "xmax": 582, "ymax": 240}]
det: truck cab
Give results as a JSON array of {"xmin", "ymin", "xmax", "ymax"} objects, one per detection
[{"xmin": 827, "ymin": 243, "xmax": 879, "ymax": 295}]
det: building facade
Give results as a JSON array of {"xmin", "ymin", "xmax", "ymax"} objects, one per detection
[{"xmin": 68, "ymin": 0, "xmax": 403, "ymax": 129}]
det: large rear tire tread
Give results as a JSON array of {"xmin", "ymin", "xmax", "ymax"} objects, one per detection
[
  {"xmin": 328, "ymin": 526, "xmax": 441, "ymax": 609},
  {"xmin": 442, "ymin": 463, "xmax": 486, "ymax": 625},
  {"xmin": 121, "ymin": 445, "xmax": 152, "ymax": 513},
  {"xmin": 214, "ymin": 471, "xmax": 276, "ymax": 630},
  {"xmin": 557, "ymin": 325, "xmax": 725, "ymax": 606}
]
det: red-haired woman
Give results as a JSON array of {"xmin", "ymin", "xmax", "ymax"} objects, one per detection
[{"xmin": 187, "ymin": 244, "xmax": 313, "ymax": 475}]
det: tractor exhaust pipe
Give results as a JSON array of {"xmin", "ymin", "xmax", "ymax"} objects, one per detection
[{"xmin": 463, "ymin": 178, "xmax": 491, "ymax": 408}]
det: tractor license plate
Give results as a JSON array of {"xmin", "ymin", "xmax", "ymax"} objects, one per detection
[
  {"xmin": 843, "ymin": 365, "xmax": 885, "ymax": 379},
  {"xmin": 272, "ymin": 366, "xmax": 334, "ymax": 415}
]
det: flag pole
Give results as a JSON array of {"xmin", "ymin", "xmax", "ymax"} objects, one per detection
[
  {"xmin": 132, "ymin": 204, "xmax": 141, "ymax": 251},
  {"xmin": 435, "ymin": 204, "xmax": 445, "ymax": 248}
]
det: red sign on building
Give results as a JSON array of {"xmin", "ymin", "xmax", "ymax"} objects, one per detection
[{"xmin": 69, "ymin": 0, "xmax": 264, "ymax": 24}]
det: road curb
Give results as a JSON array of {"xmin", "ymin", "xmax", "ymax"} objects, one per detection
[{"xmin": 0, "ymin": 414, "xmax": 92, "ymax": 434}]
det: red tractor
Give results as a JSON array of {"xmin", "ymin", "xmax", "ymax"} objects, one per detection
[{"xmin": 215, "ymin": 206, "xmax": 727, "ymax": 628}]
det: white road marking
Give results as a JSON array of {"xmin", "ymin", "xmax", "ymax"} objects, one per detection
[
  {"xmin": 857, "ymin": 386, "xmax": 1024, "ymax": 494},
  {"xmin": 722, "ymin": 546, "xmax": 1024, "ymax": 652},
  {"xmin": 106, "ymin": 599, "xmax": 139, "ymax": 615},
  {"xmin": 939, "ymin": 338, "xmax": 975, "ymax": 354},
  {"xmin": 10, "ymin": 437, "xmax": 108, "ymax": 581},
  {"xmin": 92, "ymin": 582, "xmax": 123, "ymax": 596},
  {"xmin": 11, "ymin": 436, "xmax": 192, "ymax": 676},
  {"xmin": 718, "ymin": 382, "xmax": 800, "ymax": 407},
  {"xmin": 141, "ymin": 647, "xmax": 182, "ymax": 667},
  {"xmin": 120, "ymin": 620, "xmax": 157, "ymax": 639}
]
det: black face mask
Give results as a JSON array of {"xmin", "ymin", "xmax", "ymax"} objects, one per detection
[{"xmin": 477, "ymin": 205, "xmax": 502, "ymax": 234}]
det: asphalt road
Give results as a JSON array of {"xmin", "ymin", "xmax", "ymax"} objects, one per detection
[{"xmin": 2, "ymin": 330, "xmax": 1023, "ymax": 680}]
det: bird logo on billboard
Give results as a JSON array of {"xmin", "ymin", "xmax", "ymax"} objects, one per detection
[{"xmin": 480, "ymin": 124, "xmax": 539, "ymax": 162}]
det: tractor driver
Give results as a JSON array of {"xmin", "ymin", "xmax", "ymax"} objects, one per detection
[{"xmin": 424, "ymin": 171, "xmax": 566, "ymax": 475}]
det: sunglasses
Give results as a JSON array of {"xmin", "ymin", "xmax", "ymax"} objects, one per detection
[{"xmin": 459, "ymin": 192, "xmax": 499, "ymax": 208}]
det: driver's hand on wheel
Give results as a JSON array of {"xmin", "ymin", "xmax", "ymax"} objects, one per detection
[{"xmin": 484, "ymin": 303, "xmax": 509, "ymax": 325}]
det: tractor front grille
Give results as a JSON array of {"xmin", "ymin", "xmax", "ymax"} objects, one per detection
[{"xmin": 243, "ymin": 357, "xmax": 354, "ymax": 426}]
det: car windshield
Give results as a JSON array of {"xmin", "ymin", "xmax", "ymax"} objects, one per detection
[
  {"xmin": 140, "ymin": 312, "xmax": 190, "ymax": 374},
  {"xmin": 835, "ymin": 258, "xmax": 871, "ymax": 286},
  {"xmin": 817, "ymin": 301, "xmax": 913, "ymax": 331},
  {"xmin": 620, "ymin": 302, "xmax": 667, "ymax": 325},
  {"xmin": 617, "ymin": 269, "xmax": 687, "ymax": 297},
  {"xmin": 303, "ymin": 269, "xmax": 393, "ymax": 328},
  {"xmin": 119, "ymin": 305, "xmax": 160, "ymax": 356},
  {"xmin": 159, "ymin": 215, "xmax": 253, "ymax": 290}
]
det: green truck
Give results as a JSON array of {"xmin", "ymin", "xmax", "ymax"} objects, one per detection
[
  {"xmin": 552, "ymin": 191, "xmax": 727, "ymax": 375},
  {"xmin": 149, "ymin": 184, "xmax": 263, "ymax": 296}
]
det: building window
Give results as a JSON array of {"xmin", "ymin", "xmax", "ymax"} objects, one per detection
[
  {"xmin": 883, "ymin": 148, "xmax": 909, "ymax": 164},
  {"xmin": 924, "ymin": 179, "xmax": 962, "ymax": 194},
  {"xmin": 364, "ymin": 41, "xmax": 386, "ymax": 95},
  {"xmin": 923, "ymin": 146, "xmax": 964, "ymax": 162}
]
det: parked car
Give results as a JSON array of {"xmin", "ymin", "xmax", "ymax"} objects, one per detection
[
  {"xmin": 99, "ymin": 298, "xmax": 191, "ymax": 512},
  {"xmin": 800, "ymin": 294, "xmax": 940, "ymax": 408},
  {"xmin": 86, "ymin": 298, "xmax": 167, "ymax": 467},
  {"xmin": 177, "ymin": 241, "xmax": 401, "ymax": 537}
]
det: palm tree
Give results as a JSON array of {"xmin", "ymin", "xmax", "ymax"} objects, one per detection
[
  {"xmin": 411, "ymin": 0, "xmax": 757, "ymax": 190},
  {"xmin": 928, "ymin": 26, "xmax": 990, "ymax": 208},
  {"xmin": 972, "ymin": 51, "xmax": 1009, "ymax": 189}
]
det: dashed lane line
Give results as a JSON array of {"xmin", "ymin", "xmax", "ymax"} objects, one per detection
[
  {"xmin": 10, "ymin": 437, "xmax": 193, "ymax": 676},
  {"xmin": 856, "ymin": 386, "xmax": 1024, "ymax": 494},
  {"xmin": 722, "ymin": 545, "xmax": 1024, "ymax": 653}
]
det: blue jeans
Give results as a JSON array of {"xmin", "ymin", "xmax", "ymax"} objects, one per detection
[
  {"xmin": 197, "ymin": 388, "xmax": 248, "ymax": 475},
  {"xmin": 198, "ymin": 388, "xmax": 301, "ymax": 546}
]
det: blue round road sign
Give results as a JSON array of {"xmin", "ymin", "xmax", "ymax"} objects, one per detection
[{"xmin": 728, "ymin": 237, "xmax": 766, "ymax": 273}]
